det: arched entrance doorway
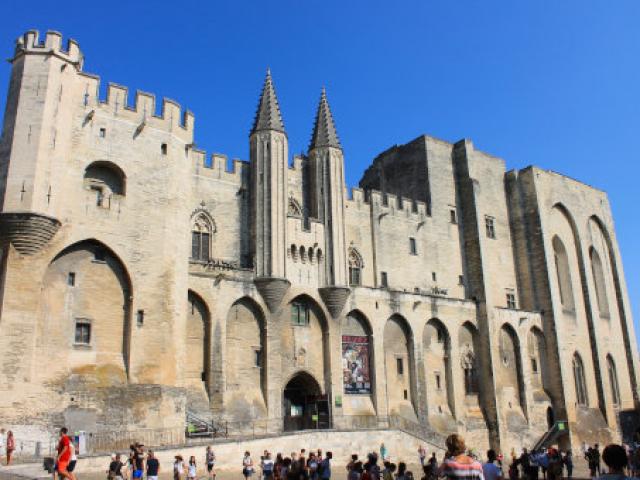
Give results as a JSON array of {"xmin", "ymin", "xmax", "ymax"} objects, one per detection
[{"xmin": 283, "ymin": 372, "xmax": 330, "ymax": 431}]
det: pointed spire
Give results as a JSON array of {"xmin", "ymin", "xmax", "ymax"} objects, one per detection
[
  {"xmin": 251, "ymin": 68, "xmax": 285, "ymax": 135},
  {"xmin": 309, "ymin": 87, "xmax": 341, "ymax": 151}
]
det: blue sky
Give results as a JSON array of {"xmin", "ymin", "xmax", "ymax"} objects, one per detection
[{"xmin": 1, "ymin": 1, "xmax": 638, "ymax": 342}]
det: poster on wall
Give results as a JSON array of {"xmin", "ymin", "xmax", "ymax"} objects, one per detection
[{"xmin": 342, "ymin": 335, "xmax": 371, "ymax": 394}]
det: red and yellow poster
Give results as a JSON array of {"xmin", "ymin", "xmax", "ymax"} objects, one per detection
[{"xmin": 342, "ymin": 335, "xmax": 371, "ymax": 394}]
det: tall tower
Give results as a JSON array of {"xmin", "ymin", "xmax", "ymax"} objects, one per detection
[
  {"xmin": 250, "ymin": 70, "xmax": 290, "ymax": 311},
  {"xmin": 0, "ymin": 31, "xmax": 79, "ymax": 254},
  {"xmin": 309, "ymin": 88, "xmax": 350, "ymax": 318}
]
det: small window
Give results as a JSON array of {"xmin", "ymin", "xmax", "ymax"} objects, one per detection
[
  {"xmin": 381, "ymin": 272, "xmax": 388, "ymax": 288},
  {"xmin": 531, "ymin": 358, "xmax": 538, "ymax": 373},
  {"xmin": 435, "ymin": 373, "xmax": 442, "ymax": 390},
  {"xmin": 485, "ymin": 216, "xmax": 496, "ymax": 239},
  {"xmin": 450, "ymin": 209, "xmax": 457, "ymax": 224},
  {"xmin": 67, "ymin": 272, "xmax": 76, "ymax": 287},
  {"xmin": 432, "ymin": 272, "xmax": 437, "ymax": 282},
  {"xmin": 161, "ymin": 143, "xmax": 168, "ymax": 155},
  {"xmin": 409, "ymin": 237, "xmax": 417, "ymax": 255},
  {"xmin": 74, "ymin": 319, "xmax": 91, "ymax": 345},
  {"xmin": 458, "ymin": 275, "xmax": 464, "ymax": 285},
  {"xmin": 291, "ymin": 302, "xmax": 310, "ymax": 326},
  {"xmin": 396, "ymin": 357, "xmax": 404, "ymax": 375},
  {"xmin": 254, "ymin": 348, "xmax": 262, "ymax": 367},
  {"xmin": 90, "ymin": 185, "xmax": 104, "ymax": 207},
  {"xmin": 506, "ymin": 293, "xmax": 517, "ymax": 309},
  {"xmin": 403, "ymin": 389, "xmax": 408, "ymax": 400},
  {"xmin": 99, "ymin": 127, "xmax": 106, "ymax": 138},
  {"xmin": 414, "ymin": 287, "xmax": 420, "ymax": 294},
  {"xmin": 137, "ymin": 309, "xmax": 144, "ymax": 326}
]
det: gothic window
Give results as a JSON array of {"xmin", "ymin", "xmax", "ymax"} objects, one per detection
[
  {"xmin": 409, "ymin": 237, "xmax": 417, "ymax": 255},
  {"xmin": 348, "ymin": 248, "xmax": 363, "ymax": 286},
  {"xmin": 288, "ymin": 197, "xmax": 303, "ymax": 217},
  {"xmin": 607, "ymin": 354, "xmax": 621, "ymax": 406},
  {"xmin": 573, "ymin": 352, "xmax": 588, "ymax": 406},
  {"xmin": 191, "ymin": 212, "xmax": 214, "ymax": 262},
  {"xmin": 381, "ymin": 271, "xmax": 388, "ymax": 288},
  {"xmin": 590, "ymin": 247, "xmax": 610, "ymax": 318},
  {"xmin": 300, "ymin": 246, "xmax": 307, "ymax": 263},
  {"xmin": 461, "ymin": 346, "xmax": 478, "ymax": 395},
  {"xmin": 553, "ymin": 236, "xmax": 575, "ymax": 311}
]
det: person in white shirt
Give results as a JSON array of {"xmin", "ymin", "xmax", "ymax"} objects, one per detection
[{"xmin": 482, "ymin": 450, "xmax": 503, "ymax": 480}]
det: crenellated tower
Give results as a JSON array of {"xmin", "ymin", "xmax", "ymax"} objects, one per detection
[
  {"xmin": 0, "ymin": 31, "xmax": 81, "ymax": 254},
  {"xmin": 308, "ymin": 88, "xmax": 350, "ymax": 317},
  {"xmin": 250, "ymin": 70, "xmax": 291, "ymax": 311}
]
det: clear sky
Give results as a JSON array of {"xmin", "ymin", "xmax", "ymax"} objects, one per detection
[{"xmin": 1, "ymin": 1, "xmax": 638, "ymax": 343}]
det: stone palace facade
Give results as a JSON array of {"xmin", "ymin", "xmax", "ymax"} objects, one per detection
[{"xmin": 0, "ymin": 30, "xmax": 638, "ymax": 453}]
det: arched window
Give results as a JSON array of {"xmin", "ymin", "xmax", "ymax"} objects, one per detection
[
  {"xmin": 590, "ymin": 247, "xmax": 610, "ymax": 318},
  {"xmin": 300, "ymin": 246, "xmax": 307, "ymax": 263},
  {"xmin": 459, "ymin": 323, "xmax": 479, "ymax": 395},
  {"xmin": 348, "ymin": 248, "xmax": 363, "ymax": 286},
  {"xmin": 607, "ymin": 354, "xmax": 621, "ymax": 405},
  {"xmin": 191, "ymin": 212, "xmax": 214, "ymax": 262},
  {"xmin": 84, "ymin": 161, "xmax": 126, "ymax": 208},
  {"xmin": 553, "ymin": 236, "xmax": 575, "ymax": 311},
  {"xmin": 573, "ymin": 353, "xmax": 588, "ymax": 406}
]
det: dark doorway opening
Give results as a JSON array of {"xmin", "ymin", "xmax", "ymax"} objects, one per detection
[
  {"xmin": 283, "ymin": 372, "xmax": 331, "ymax": 431},
  {"xmin": 547, "ymin": 406, "xmax": 555, "ymax": 429}
]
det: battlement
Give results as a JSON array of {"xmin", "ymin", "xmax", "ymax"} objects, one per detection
[
  {"xmin": 13, "ymin": 30, "xmax": 83, "ymax": 68},
  {"xmin": 192, "ymin": 150, "xmax": 249, "ymax": 185},
  {"xmin": 346, "ymin": 187, "xmax": 428, "ymax": 217}
]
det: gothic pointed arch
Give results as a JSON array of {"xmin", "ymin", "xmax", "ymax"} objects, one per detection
[
  {"xmin": 191, "ymin": 207, "xmax": 216, "ymax": 262},
  {"xmin": 225, "ymin": 296, "xmax": 267, "ymax": 420},
  {"xmin": 287, "ymin": 294, "xmax": 331, "ymax": 393},
  {"xmin": 573, "ymin": 352, "xmax": 589, "ymax": 406},
  {"xmin": 459, "ymin": 322, "xmax": 479, "ymax": 396},
  {"xmin": 589, "ymin": 246, "xmax": 609, "ymax": 318},
  {"xmin": 42, "ymin": 239, "xmax": 133, "ymax": 381},
  {"xmin": 348, "ymin": 247, "xmax": 364, "ymax": 286},
  {"xmin": 424, "ymin": 318, "xmax": 454, "ymax": 418},
  {"xmin": 383, "ymin": 314, "xmax": 417, "ymax": 420},
  {"xmin": 499, "ymin": 323, "xmax": 527, "ymax": 415},
  {"xmin": 186, "ymin": 290, "xmax": 211, "ymax": 400},
  {"xmin": 342, "ymin": 310, "xmax": 374, "ymax": 397}
]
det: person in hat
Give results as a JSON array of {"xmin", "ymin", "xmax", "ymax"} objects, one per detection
[{"xmin": 174, "ymin": 455, "xmax": 186, "ymax": 480}]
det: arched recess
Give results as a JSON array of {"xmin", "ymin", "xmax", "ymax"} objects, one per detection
[
  {"xmin": 341, "ymin": 310, "xmax": 375, "ymax": 415},
  {"xmin": 573, "ymin": 352, "xmax": 589, "ymax": 406},
  {"xmin": 286, "ymin": 294, "xmax": 331, "ymax": 393},
  {"xmin": 458, "ymin": 322, "xmax": 480, "ymax": 397},
  {"xmin": 348, "ymin": 248, "xmax": 364, "ymax": 286},
  {"xmin": 499, "ymin": 324, "xmax": 527, "ymax": 416},
  {"xmin": 186, "ymin": 291, "xmax": 211, "ymax": 399},
  {"xmin": 606, "ymin": 354, "xmax": 621, "ymax": 406},
  {"xmin": 423, "ymin": 318, "xmax": 454, "ymax": 417},
  {"xmin": 589, "ymin": 215, "xmax": 638, "ymax": 405},
  {"xmin": 225, "ymin": 297, "xmax": 267, "ymax": 421},
  {"xmin": 191, "ymin": 210, "xmax": 216, "ymax": 262},
  {"xmin": 552, "ymin": 235, "xmax": 575, "ymax": 312},
  {"xmin": 42, "ymin": 239, "xmax": 133, "ymax": 381},
  {"xmin": 84, "ymin": 161, "xmax": 126, "ymax": 208},
  {"xmin": 589, "ymin": 247, "xmax": 609, "ymax": 319},
  {"xmin": 383, "ymin": 314, "xmax": 417, "ymax": 420},
  {"xmin": 527, "ymin": 327, "xmax": 551, "ymax": 397},
  {"xmin": 552, "ymin": 203, "xmax": 605, "ymax": 416}
]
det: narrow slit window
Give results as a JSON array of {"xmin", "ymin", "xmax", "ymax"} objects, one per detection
[{"xmin": 396, "ymin": 357, "xmax": 404, "ymax": 375}]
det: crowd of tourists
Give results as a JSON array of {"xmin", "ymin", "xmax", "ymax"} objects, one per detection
[
  {"xmin": 98, "ymin": 434, "xmax": 640, "ymax": 480},
  {"xmin": 2, "ymin": 426, "xmax": 639, "ymax": 480}
]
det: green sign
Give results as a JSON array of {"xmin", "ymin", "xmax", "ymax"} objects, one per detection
[
  {"xmin": 335, "ymin": 395, "xmax": 342, "ymax": 407},
  {"xmin": 312, "ymin": 414, "xmax": 319, "ymax": 422},
  {"xmin": 558, "ymin": 422, "xmax": 566, "ymax": 431}
]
